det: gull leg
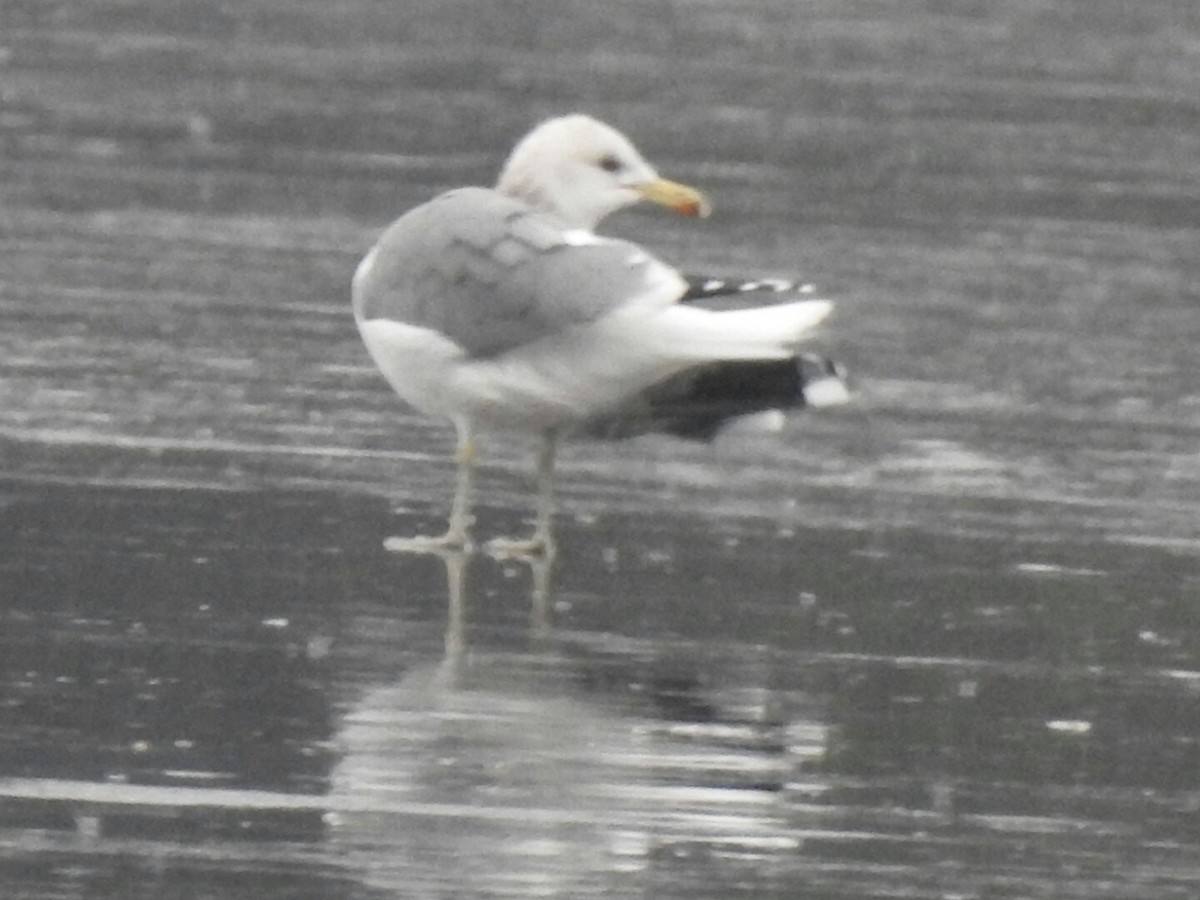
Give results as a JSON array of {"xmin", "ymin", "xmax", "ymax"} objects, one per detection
[
  {"xmin": 444, "ymin": 425, "xmax": 477, "ymax": 545},
  {"xmin": 385, "ymin": 422, "xmax": 477, "ymax": 554},
  {"xmin": 529, "ymin": 430, "xmax": 559, "ymax": 552},
  {"xmin": 487, "ymin": 429, "xmax": 559, "ymax": 560},
  {"xmin": 528, "ymin": 545, "xmax": 555, "ymax": 643},
  {"xmin": 435, "ymin": 548, "xmax": 470, "ymax": 684}
]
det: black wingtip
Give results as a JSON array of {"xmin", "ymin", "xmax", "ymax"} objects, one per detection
[
  {"xmin": 584, "ymin": 352, "xmax": 850, "ymax": 442},
  {"xmin": 680, "ymin": 274, "xmax": 817, "ymax": 304},
  {"xmin": 581, "ymin": 272, "xmax": 847, "ymax": 441}
]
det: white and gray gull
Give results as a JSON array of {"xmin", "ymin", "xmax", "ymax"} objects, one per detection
[{"xmin": 352, "ymin": 113, "xmax": 842, "ymax": 556}]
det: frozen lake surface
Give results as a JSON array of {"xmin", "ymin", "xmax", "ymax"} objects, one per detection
[{"xmin": 3, "ymin": 1, "xmax": 1200, "ymax": 897}]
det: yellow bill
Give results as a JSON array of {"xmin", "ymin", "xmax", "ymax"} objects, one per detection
[{"xmin": 636, "ymin": 178, "xmax": 711, "ymax": 218}]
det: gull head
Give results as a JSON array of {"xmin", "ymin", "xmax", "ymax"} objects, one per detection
[{"xmin": 496, "ymin": 114, "xmax": 710, "ymax": 230}]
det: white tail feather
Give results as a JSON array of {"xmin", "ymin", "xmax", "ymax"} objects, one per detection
[{"xmin": 643, "ymin": 299, "xmax": 833, "ymax": 362}]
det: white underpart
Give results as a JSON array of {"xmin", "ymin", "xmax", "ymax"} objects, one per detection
[{"xmin": 356, "ymin": 298, "xmax": 832, "ymax": 432}]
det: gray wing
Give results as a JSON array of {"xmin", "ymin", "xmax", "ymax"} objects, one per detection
[{"xmin": 352, "ymin": 187, "xmax": 686, "ymax": 358}]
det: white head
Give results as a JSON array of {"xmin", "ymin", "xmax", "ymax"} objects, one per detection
[{"xmin": 496, "ymin": 114, "xmax": 709, "ymax": 230}]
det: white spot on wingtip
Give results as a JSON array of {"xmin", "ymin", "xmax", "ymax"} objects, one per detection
[
  {"xmin": 738, "ymin": 278, "xmax": 796, "ymax": 293},
  {"xmin": 804, "ymin": 377, "xmax": 853, "ymax": 408},
  {"xmin": 763, "ymin": 278, "xmax": 795, "ymax": 291},
  {"xmin": 702, "ymin": 279, "xmax": 725, "ymax": 291}
]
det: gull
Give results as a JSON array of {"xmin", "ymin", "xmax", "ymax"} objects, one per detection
[{"xmin": 352, "ymin": 114, "xmax": 836, "ymax": 556}]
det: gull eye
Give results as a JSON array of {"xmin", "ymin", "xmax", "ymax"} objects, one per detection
[{"xmin": 597, "ymin": 154, "xmax": 622, "ymax": 173}]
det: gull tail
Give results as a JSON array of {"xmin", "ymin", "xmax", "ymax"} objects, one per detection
[
  {"xmin": 651, "ymin": 299, "xmax": 833, "ymax": 362},
  {"xmin": 713, "ymin": 298, "xmax": 833, "ymax": 350}
]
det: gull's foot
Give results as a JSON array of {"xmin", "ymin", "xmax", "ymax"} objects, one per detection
[
  {"xmin": 485, "ymin": 533, "xmax": 556, "ymax": 562},
  {"xmin": 384, "ymin": 532, "xmax": 472, "ymax": 555}
]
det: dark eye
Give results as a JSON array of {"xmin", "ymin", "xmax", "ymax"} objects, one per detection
[{"xmin": 598, "ymin": 154, "xmax": 622, "ymax": 173}]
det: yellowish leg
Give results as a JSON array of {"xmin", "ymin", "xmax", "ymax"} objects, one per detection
[
  {"xmin": 385, "ymin": 423, "xmax": 477, "ymax": 554},
  {"xmin": 444, "ymin": 428, "xmax": 477, "ymax": 545},
  {"xmin": 487, "ymin": 430, "xmax": 559, "ymax": 561},
  {"xmin": 528, "ymin": 544, "xmax": 555, "ymax": 643},
  {"xmin": 530, "ymin": 432, "xmax": 558, "ymax": 551},
  {"xmin": 434, "ymin": 548, "xmax": 469, "ymax": 684}
]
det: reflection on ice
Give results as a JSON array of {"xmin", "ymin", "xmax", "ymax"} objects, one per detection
[
  {"xmin": 330, "ymin": 549, "xmax": 828, "ymax": 896},
  {"xmin": 6, "ymin": 485, "xmax": 1200, "ymax": 897}
]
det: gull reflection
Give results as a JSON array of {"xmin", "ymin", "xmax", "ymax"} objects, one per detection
[{"xmin": 329, "ymin": 546, "xmax": 823, "ymax": 897}]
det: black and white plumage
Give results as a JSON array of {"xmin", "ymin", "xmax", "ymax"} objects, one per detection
[
  {"xmin": 352, "ymin": 114, "xmax": 840, "ymax": 555},
  {"xmin": 587, "ymin": 273, "xmax": 849, "ymax": 441}
]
